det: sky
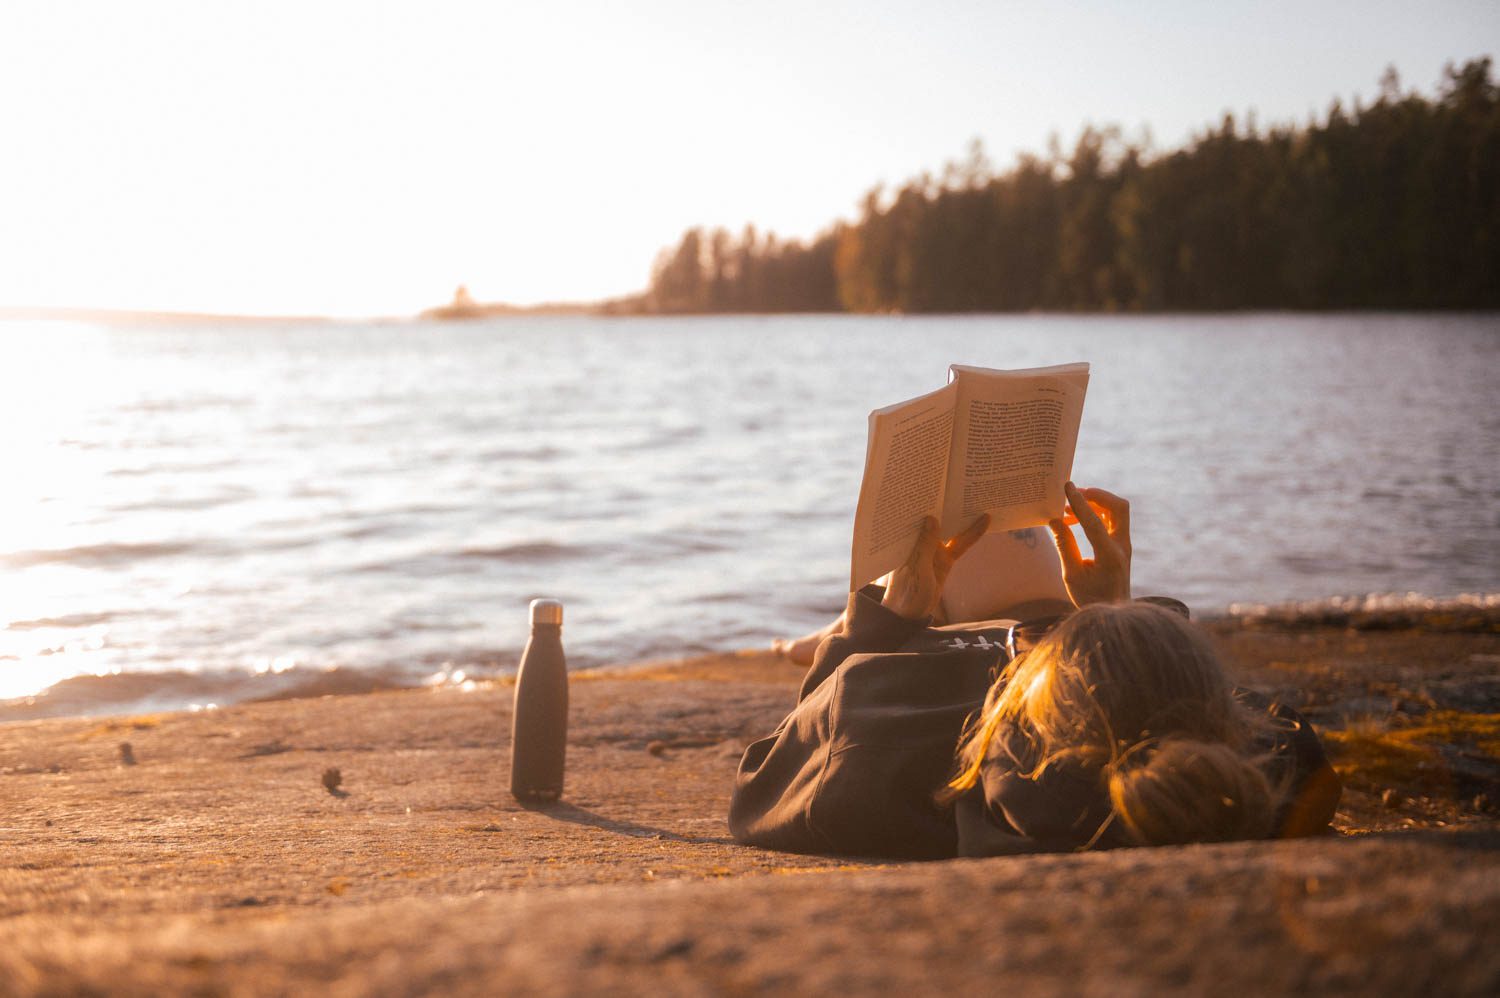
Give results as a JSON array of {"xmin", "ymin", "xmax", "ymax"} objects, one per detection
[{"xmin": 2, "ymin": 1, "xmax": 1496, "ymax": 317}]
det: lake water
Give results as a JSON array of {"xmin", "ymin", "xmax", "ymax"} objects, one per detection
[{"xmin": 1, "ymin": 313, "xmax": 1496, "ymax": 717}]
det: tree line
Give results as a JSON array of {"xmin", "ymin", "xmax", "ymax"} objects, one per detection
[{"xmin": 629, "ymin": 59, "xmax": 1498, "ymax": 313}]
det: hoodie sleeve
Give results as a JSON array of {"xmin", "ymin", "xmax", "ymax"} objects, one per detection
[
  {"xmin": 729, "ymin": 586, "xmax": 971, "ymax": 857},
  {"xmin": 795, "ymin": 584, "xmax": 932, "ymax": 701}
]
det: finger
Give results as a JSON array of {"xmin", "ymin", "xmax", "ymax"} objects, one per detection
[
  {"xmin": 944, "ymin": 513, "xmax": 990, "ymax": 562},
  {"xmin": 1059, "ymin": 504, "xmax": 1101, "ymax": 530},
  {"xmin": 920, "ymin": 515, "xmax": 939, "ymax": 541},
  {"xmin": 911, "ymin": 515, "xmax": 939, "ymax": 559},
  {"xmin": 1063, "ymin": 501, "xmax": 1110, "ymax": 531},
  {"xmin": 1078, "ymin": 487, "xmax": 1130, "ymax": 538},
  {"xmin": 1048, "ymin": 517, "xmax": 1084, "ymax": 572},
  {"xmin": 1065, "ymin": 481, "xmax": 1113, "ymax": 555}
]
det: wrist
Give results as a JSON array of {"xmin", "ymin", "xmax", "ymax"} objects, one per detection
[
  {"xmin": 1068, "ymin": 584, "xmax": 1132, "ymax": 609},
  {"xmin": 881, "ymin": 585, "xmax": 934, "ymax": 621}
]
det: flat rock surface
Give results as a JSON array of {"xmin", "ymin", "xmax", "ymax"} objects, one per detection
[{"xmin": 2, "ymin": 631, "xmax": 1497, "ymax": 996}]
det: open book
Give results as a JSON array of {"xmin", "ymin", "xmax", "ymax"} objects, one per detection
[{"xmin": 849, "ymin": 362, "xmax": 1089, "ymax": 591}]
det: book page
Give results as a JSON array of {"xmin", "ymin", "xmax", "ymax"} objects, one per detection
[
  {"xmin": 848, "ymin": 382, "xmax": 957, "ymax": 590},
  {"xmin": 938, "ymin": 363, "xmax": 1088, "ymax": 536}
]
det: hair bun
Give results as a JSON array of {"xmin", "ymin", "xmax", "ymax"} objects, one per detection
[{"xmin": 1107, "ymin": 739, "xmax": 1274, "ymax": 846}]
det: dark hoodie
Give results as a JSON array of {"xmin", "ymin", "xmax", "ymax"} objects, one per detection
[{"xmin": 729, "ymin": 586, "xmax": 1340, "ymax": 859}]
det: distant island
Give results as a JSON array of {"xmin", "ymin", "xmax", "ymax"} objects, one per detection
[
  {"xmin": 419, "ymin": 285, "xmax": 609, "ymax": 320},
  {"xmin": 436, "ymin": 58, "xmax": 1485, "ymax": 319}
]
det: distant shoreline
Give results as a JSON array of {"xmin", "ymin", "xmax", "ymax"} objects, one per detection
[
  {"xmin": 417, "ymin": 294, "xmax": 606, "ymax": 320},
  {"xmin": 7, "ymin": 304, "xmax": 1499, "ymax": 328},
  {"xmin": 0, "ymin": 301, "xmax": 619, "ymax": 325},
  {"xmin": 0, "ymin": 306, "xmax": 336, "ymax": 326}
]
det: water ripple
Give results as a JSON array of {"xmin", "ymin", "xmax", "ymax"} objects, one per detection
[
  {"xmin": 0, "ymin": 313, "xmax": 1494, "ymax": 716},
  {"xmin": 1, "ymin": 540, "xmax": 205, "ymax": 569}
]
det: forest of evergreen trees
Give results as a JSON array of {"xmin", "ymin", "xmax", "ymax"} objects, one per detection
[{"xmin": 635, "ymin": 60, "xmax": 1498, "ymax": 313}]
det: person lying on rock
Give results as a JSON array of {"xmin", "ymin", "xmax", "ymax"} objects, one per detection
[{"xmin": 730, "ymin": 483, "xmax": 1342, "ymax": 859}]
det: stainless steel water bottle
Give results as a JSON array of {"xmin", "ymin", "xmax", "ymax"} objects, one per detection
[{"xmin": 510, "ymin": 598, "xmax": 568, "ymax": 802}]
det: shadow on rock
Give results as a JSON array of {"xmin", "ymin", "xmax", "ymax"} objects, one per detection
[{"xmin": 519, "ymin": 799, "xmax": 734, "ymax": 846}]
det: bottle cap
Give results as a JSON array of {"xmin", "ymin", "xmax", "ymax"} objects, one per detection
[{"xmin": 529, "ymin": 598, "xmax": 563, "ymax": 626}]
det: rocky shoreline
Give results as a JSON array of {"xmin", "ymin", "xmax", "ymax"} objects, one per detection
[{"xmin": 1, "ymin": 618, "xmax": 1497, "ymax": 994}]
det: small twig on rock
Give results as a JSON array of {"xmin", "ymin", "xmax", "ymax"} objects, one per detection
[
  {"xmin": 647, "ymin": 737, "xmax": 722, "ymax": 757},
  {"xmin": 239, "ymin": 740, "xmax": 291, "ymax": 759}
]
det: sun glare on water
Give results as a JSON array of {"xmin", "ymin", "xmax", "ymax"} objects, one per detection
[{"xmin": 0, "ymin": 323, "xmax": 136, "ymax": 699}]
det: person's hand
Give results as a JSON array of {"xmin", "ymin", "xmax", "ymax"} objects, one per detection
[
  {"xmin": 881, "ymin": 514, "xmax": 990, "ymax": 620},
  {"xmin": 1048, "ymin": 482, "xmax": 1131, "ymax": 608}
]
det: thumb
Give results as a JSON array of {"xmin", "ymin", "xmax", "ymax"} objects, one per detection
[{"xmin": 944, "ymin": 513, "xmax": 990, "ymax": 562}]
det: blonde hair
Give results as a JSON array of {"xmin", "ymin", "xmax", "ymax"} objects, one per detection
[{"xmin": 941, "ymin": 602, "xmax": 1275, "ymax": 846}]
